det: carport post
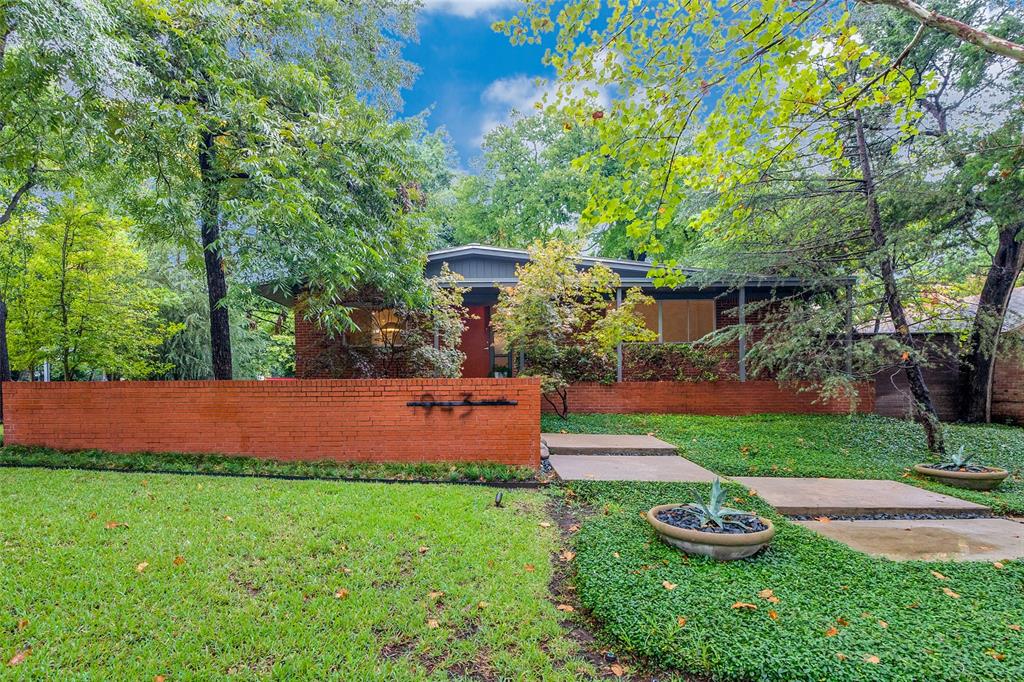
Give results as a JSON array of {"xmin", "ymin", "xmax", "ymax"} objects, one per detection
[
  {"xmin": 615, "ymin": 287, "xmax": 623, "ymax": 382},
  {"xmin": 738, "ymin": 286, "xmax": 747, "ymax": 382}
]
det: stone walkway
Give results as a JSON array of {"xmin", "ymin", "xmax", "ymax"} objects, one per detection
[
  {"xmin": 542, "ymin": 433, "xmax": 677, "ymax": 456},
  {"xmin": 795, "ymin": 517, "xmax": 1024, "ymax": 561},
  {"xmin": 731, "ymin": 476, "xmax": 990, "ymax": 517},
  {"xmin": 547, "ymin": 455, "xmax": 718, "ymax": 482},
  {"xmin": 545, "ymin": 432, "xmax": 1023, "ymax": 562}
]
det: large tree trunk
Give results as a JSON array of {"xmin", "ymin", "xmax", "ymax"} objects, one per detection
[
  {"xmin": 960, "ymin": 223, "xmax": 1023, "ymax": 423},
  {"xmin": 854, "ymin": 111, "xmax": 945, "ymax": 454},
  {"xmin": 198, "ymin": 130, "xmax": 233, "ymax": 380}
]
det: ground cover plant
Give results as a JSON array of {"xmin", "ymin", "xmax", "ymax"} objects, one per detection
[
  {"xmin": 0, "ymin": 445, "xmax": 536, "ymax": 483},
  {"xmin": 565, "ymin": 480, "xmax": 1024, "ymax": 682},
  {"xmin": 0, "ymin": 468, "xmax": 591, "ymax": 679},
  {"xmin": 543, "ymin": 413, "xmax": 1024, "ymax": 514}
]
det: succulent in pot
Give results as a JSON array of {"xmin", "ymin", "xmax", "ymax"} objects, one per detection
[
  {"xmin": 646, "ymin": 479, "xmax": 775, "ymax": 561},
  {"xmin": 913, "ymin": 446, "xmax": 1009, "ymax": 491}
]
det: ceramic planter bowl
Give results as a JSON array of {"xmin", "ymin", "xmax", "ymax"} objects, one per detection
[
  {"xmin": 646, "ymin": 504, "xmax": 775, "ymax": 561},
  {"xmin": 913, "ymin": 463, "xmax": 1009, "ymax": 491}
]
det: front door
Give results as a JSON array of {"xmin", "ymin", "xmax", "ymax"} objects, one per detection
[{"xmin": 460, "ymin": 305, "xmax": 491, "ymax": 377}]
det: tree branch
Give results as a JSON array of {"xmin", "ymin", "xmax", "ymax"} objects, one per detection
[{"xmin": 860, "ymin": 0, "xmax": 1024, "ymax": 62}]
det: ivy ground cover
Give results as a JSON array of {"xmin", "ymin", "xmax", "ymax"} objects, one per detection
[
  {"xmin": 566, "ymin": 481, "xmax": 1024, "ymax": 682},
  {"xmin": 0, "ymin": 468, "xmax": 591, "ymax": 680},
  {"xmin": 543, "ymin": 413, "xmax": 1024, "ymax": 514}
]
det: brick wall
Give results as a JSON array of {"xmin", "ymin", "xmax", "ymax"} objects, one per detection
[
  {"xmin": 2, "ymin": 379, "xmax": 541, "ymax": 467},
  {"xmin": 992, "ymin": 351, "xmax": 1024, "ymax": 425},
  {"xmin": 295, "ymin": 314, "xmax": 417, "ymax": 379},
  {"xmin": 541, "ymin": 380, "xmax": 875, "ymax": 416}
]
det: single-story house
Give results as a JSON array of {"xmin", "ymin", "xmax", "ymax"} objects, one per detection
[{"xmin": 265, "ymin": 244, "xmax": 847, "ymax": 383}]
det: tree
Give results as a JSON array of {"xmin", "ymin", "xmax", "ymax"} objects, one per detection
[
  {"xmin": 6, "ymin": 200, "xmax": 177, "ymax": 379},
  {"xmin": 120, "ymin": 0, "xmax": 423, "ymax": 380},
  {"xmin": 0, "ymin": 0, "xmax": 135, "ymax": 412},
  {"xmin": 491, "ymin": 240, "xmax": 654, "ymax": 417},
  {"xmin": 504, "ymin": 0, "xmax": 1024, "ymax": 451}
]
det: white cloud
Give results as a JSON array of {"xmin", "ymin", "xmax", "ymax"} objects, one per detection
[
  {"xmin": 420, "ymin": 0, "xmax": 518, "ymax": 18},
  {"xmin": 475, "ymin": 74, "xmax": 611, "ymax": 145}
]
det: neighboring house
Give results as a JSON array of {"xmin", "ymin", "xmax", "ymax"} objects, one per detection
[
  {"xmin": 262, "ymin": 244, "xmax": 831, "ymax": 382},
  {"xmin": 862, "ymin": 287, "xmax": 1024, "ymax": 424}
]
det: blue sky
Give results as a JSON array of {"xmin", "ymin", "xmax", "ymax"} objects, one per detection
[{"xmin": 400, "ymin": 1, "xmax": 552, "ymax": 168}]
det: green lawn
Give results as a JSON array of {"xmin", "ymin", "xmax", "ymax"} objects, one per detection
[
  {"xmin": 543, "ymin": 413, "xmax": 1024, "ymax": 514},
  {"xmin": 565, "ymin": 481, "xmax": 1024, "ymax": 682},
  {"xmin": 0, "ymin": 468, "xmax": 592, "ymax": 680}
]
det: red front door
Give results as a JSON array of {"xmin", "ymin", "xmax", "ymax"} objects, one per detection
[{"xmin": 460, "ymin": 305, "xmax": 491, "ymax": 378}]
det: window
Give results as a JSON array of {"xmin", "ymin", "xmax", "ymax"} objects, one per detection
[
  {"xmin": 634, "ymin": 299, "xmax": 716, "ymax": 342},
  {"xmin": 344, "ymin": 308, "xmax": 403, "ymax": 347}
]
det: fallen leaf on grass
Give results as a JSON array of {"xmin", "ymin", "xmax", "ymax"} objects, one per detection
[
  {"xmin": 477, "ymin": 601, "xmax": 489, "ymax": 609},
  {"xmin": 556, "ymin": 604, "xmax": 575, "ymax": 612},
  {"xmin": 567, "ymin": 524, "xmax": 580, "ymax": 533},
  {"xmin": 758, "ymin": 588, "xmax": 774, "ymax": 599},
  {"xmin": 930, "ymin": 570, "xmax": 949, "ymax": 581},
  {"xmin": 993, "ymin": 561, "xmax": 1005, "ymax": 569},
  {"xmin": 418, "ymin": 546, "xmax": 430, "ymax": 554},
  {"xmin": 942, "ymin": 587, "xmax": 960, "ymax": 599},
  {"xmin": 105, "ymin": 521, "xmax": 127, "ymax": 530},
  {"xmin": 825, "ymin": 627, "xmax": 839, "ymax": 637},
  {"xmin": 609, "ymin": 663, "xmax": 624, "ymax": 677},
  {"xmin": 612, "ymin": 552, "xmax": 620, "ymax": 558},
  {"xmin": 677, "ymin": 616, "xmax": 687, "ymax": 627},
  {"xmin": 7, "ymin": 648, "xmax": 29, "ymax": 666},
  {"xmin": 341, "ymin": 567, "xmax": 352, "ymax": 575},
  {"xmin": 732, "ymin": 602, "xmax": 757, "ymax": 611},
  {"xmin": 538, "ymin": 522, "xmax": 552, "ymax": 528},
  {"xmin": 136, "ymin": 562, "xmax": 149, "ymax": 573},
  {"xmin": 1008, "ymin": 624, "xmax": 1021, "ymax": 632},
  {"xmin": 986, "ymin": 649, "xmax": 1006, "ymax": 661},
  {"xmin": 560, "ymin": 550, "xmax": 576, "ymax": 562},
  {"xmin": 835, "ymin": 653, "xmax": 847, "ymax": 661},
  {"xmin": 155, "ymin": 676, "xmax": 166, "ymax": 682},
  {"xmin": 864, "ymin": 655, "xmax": 880, "ymax": 664},
  {"xmin": 224, "ymin": 515, "xmax": 234, "ymax": 523},
  {"xmin": 836, "ymin": 616, "xmax": 849, "ymax": 627},
  {"xmin": 768, "ymin": 610, "xmax": 779, "ymax": 620},
  {"xmin": 524, "ymin": 563, "xmax": 535, "ymax": 572},
  {"xmin": 335, "ymin": 589, "xmax": 350, "ymax": 600},
  {"xmin": 428, "ymin": 591, "xmax": 444, "ymax": 599},
  {"xmin": 663, "ymin": 581, "xmax": 677, "ymax": 591},
  {"xmin": 878, "ymin": 620, "xmax": 888, "ymax": 628},
  {"xmin": 427, "ymin": 619, "xmax": 440, "ymax": 629},
  {"xmin": 173, "ymin": 555, "xmax": 185, "ymax": 567},
  {"xmin": 16, "ymin": 619, "xmax": 28, "ymax": 631}
]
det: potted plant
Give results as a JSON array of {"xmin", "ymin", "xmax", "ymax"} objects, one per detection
[
  {"xmin": 913, "ymin": 445, "xmax": 1009, "ymax": 491},
  {"xmin": 646, "ymin": 479, "xmax": 775, "ymax": 561}
]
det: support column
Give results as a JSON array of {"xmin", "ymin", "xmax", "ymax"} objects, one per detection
[
  {"xmin": 615, "ymin": 287, "xmax": 623, "ymax": 382},
  {"xmin": 845, "ymin": 280, "xmax": 854, "ymax": 376},
  {"xmin": 738, "ymin": 286, "xmax": 747, "ymax": 382}
]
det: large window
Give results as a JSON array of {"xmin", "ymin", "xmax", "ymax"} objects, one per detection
[
  {"xmin": 344, "ymin": 308, "xmax": 403, "ymax": 347},
  {"xmin": 635, "ymin": 299, "xmax": 716, "ymax": 342}
]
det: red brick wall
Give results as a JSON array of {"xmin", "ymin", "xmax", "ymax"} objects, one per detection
[
  {"xmin": 2, "ymin": 379, "xmax": 541, "ymax": 467},
  {"xmin": 992, "ymin": 352, "xmax": 1024, "ymax": 425},
  {"xmin": 541, "ymin": 381, "xmax": 875, "ymax": 415}
]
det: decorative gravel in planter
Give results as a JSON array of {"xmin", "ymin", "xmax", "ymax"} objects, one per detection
[
  {"xmin": 654, "ymin": 506, "xmax": 770, "ymax": 534},
  {"xmin": 913, "ymin": 463, "xmax": 1009, "ymax": 491}
]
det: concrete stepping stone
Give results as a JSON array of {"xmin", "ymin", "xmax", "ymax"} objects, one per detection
[
  {"xmin": 548, "ymin": 455, "xmax": 718, "ymax": 482},
  {"xmin": 796, "ymin": 518, "xmax": 1024, "ymax": 561},
  {"xmin": 542, "ymin": 433, "xmax": 677, "ymax": 456},
  {"xmin": 731, "ymin": 477, "xmax": 990, "ymax": 517}
]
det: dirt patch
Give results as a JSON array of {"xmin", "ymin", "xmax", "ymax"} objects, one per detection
[{"xmin": 546, "ymin": 493, "xmax": 705, "ymax": 681}]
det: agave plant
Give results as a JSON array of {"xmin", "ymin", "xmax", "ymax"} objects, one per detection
[
  {"xmin": 688, "ymin": 478, "xmax": 758, "ymax": 529},
  {"xmin": 941, "ymin": 445, "xmax": 975, "ymax": 470}
]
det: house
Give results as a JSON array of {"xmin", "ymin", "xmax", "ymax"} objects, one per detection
[{"xmin": 274, "ymin": 244, "xmax": 840, "ymax": 382}]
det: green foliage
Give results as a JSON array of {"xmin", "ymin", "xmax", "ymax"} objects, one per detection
[
  {"xmin": 0, "ymin": 467, "xmax": 591, "ymax": 678},
  {"xmin": 625, "ymin": 342, "xmax": 727, "ymax": 382},
  {"xmin": 0, "ymin": 445, "xmax": 536, "ymax": 483},
  {"xmin": 544, "ymin": 412, "xmax": 1024, "ymax": 514},
  {"xmin": 491, "ymin": 240, "xmax": 655, "ymax": 416},
  {"xmin": 565, "ymin": 480, "xmax": 1024, "ymax": 681},
  {"xmin": 5, "ymin": 200, "xmax": 177, "ymax": 378}
]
